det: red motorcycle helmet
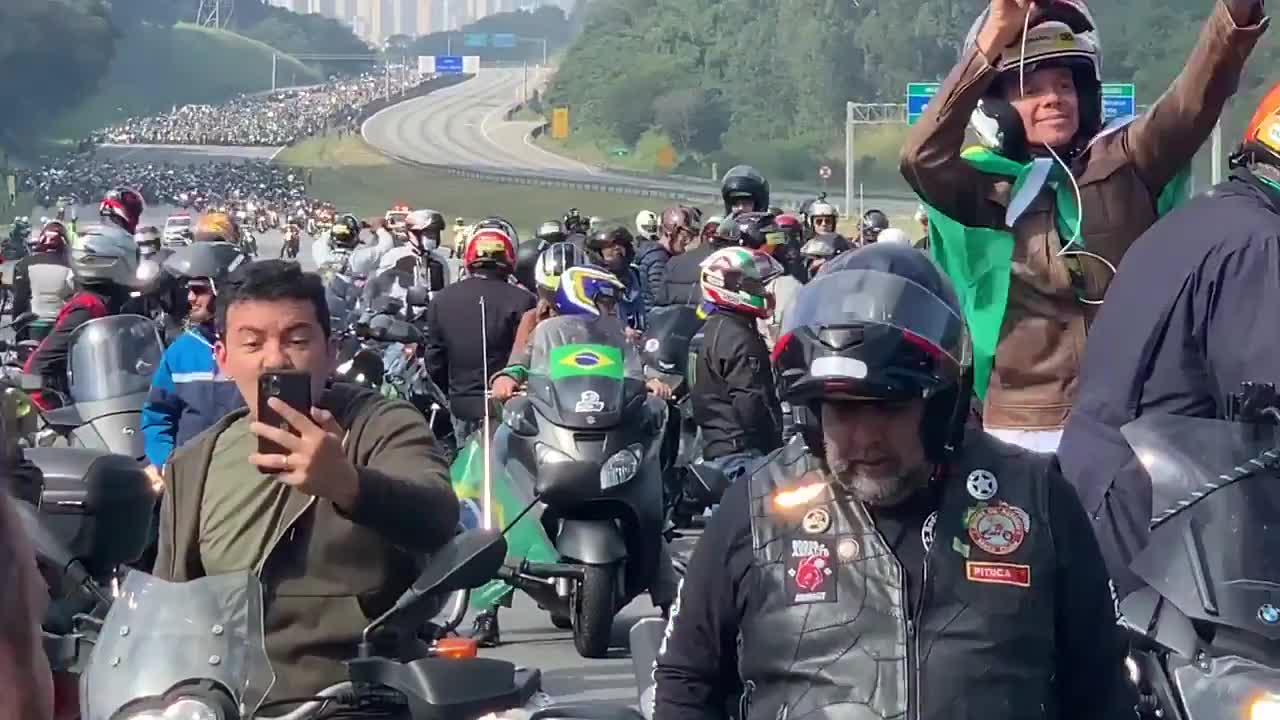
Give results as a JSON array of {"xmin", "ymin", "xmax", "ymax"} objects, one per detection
[
  {"xmin": 100, "ymin": 187, "xmax": 145, "ymax": 234},
  {"xmin": 35, "ymin": 222, "xmax": 68, "ymax": 254},
  {"xmin": 464, "ymin": 228, "xmax": 516, "ymax": 273}
]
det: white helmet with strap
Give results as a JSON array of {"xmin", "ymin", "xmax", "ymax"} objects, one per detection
[{"xmin": 963, "ymin": 1, "xmax": 1102, "ymax": 158}]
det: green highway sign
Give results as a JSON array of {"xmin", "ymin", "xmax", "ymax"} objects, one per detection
[
  {"xmin": 907, "ymin": 82, "xmax": 941, "ymax": 125},
  {"xmin": 1101, "ymin": 83, "xmax": 1136, "ymax": 122}
]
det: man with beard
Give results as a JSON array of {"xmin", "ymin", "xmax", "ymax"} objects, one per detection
[
  {"xmin": 654, "ymin": 244, "xmax": 1134, "ymax": 720},
  {"xmin": 141, "ymin": 241, "xmax": 248, "ymax": 491}
]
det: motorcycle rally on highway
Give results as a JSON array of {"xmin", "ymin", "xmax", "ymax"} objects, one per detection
[{"xmin": 2, "ymin": 0, "xmax": 1279, "ymax": 718}]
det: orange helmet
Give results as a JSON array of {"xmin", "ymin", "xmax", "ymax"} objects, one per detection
[
  {"xmin": 463, "ymin": 228, "xmax": 516, "ymax": 272},
  {"xmin": 1236, "ymin": 81, "xmax": 1280, "ymax": 168}
]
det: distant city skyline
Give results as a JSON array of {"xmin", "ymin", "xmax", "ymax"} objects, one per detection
[{"xmin": 266, "ymin": 0, "xmax": 570, "ymax": 44}]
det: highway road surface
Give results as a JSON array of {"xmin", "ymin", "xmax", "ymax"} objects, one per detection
[
  {"xmin": 362, "ymin": 67, "xmax": 918, "ymax": 218},
  {"xmin": 32, "ymin": 142, "xmax": 669, "ymax": 710}
]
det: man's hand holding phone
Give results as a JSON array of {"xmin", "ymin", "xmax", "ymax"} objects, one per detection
[{"xmin": 248, "ymin": 372, "xmax": 359, "ymax": 511}]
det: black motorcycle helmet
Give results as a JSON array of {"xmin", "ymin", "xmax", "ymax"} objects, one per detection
[
  {"xmin": 562, "ymin": 208, "xmax": 589, "ymax": 235},
  {"xmin": 161, "ymin": 241, "xmax": 248, "ymax": 293},
  {"xmin": 725, "ymin": 211, "xmax": 779, "ymax": 251},
  {"xmin": 773, "ymin": 244, "xmax": 973, "ymax": 463},
  {"xmin": 514, "ymin": 238, "xmax": 543, "ymax": 292},
  {"xmin": 720, "ymin": 165, "xmax": 770, "ymax": 216},
  {"xmin": 475, "ymin": 216, "xmax": 519, "ymax": 246},
  {"xmin": 585, "ymin": 225, "xmax": 635, "ymax": 271},
  {"xmin": 330, "ymin": 214, "xmax": 361, "ymax": 250},
  {"xmin": 859, "ymin": 209, "xmax": 890, "ymax": 243}
]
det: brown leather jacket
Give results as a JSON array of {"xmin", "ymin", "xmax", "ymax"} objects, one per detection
[{"xmin": 901, "ymin": 0, "xmax": 1266, "ymax": 431}]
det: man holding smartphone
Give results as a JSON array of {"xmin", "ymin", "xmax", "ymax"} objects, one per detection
[{"xmin": 153, "ymin": 260, "xmax": 460, "ymax": 703}]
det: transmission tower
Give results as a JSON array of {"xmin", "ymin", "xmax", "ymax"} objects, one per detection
[{"xmin": 196, "ymin": 0, "xmax": 235, "ymax": 29}]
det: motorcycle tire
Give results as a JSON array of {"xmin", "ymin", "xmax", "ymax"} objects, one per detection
[{"xmin": 572, "ymin": 563, "xmax": 617, "ymax": 658}]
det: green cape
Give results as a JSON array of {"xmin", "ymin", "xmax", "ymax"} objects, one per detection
[{"xmin": 925, "ymin": 145, "xmax": 1189, "ymax": 399}]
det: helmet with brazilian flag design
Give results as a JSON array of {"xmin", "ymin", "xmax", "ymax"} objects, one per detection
[{"xmin": 553, "ymin": 265, "xmax": 625, "ymax": 317}]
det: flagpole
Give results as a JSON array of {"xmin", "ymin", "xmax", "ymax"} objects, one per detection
[{"xmin": 479, "ymin": 296, "xmax": 493, "ymax": 530}]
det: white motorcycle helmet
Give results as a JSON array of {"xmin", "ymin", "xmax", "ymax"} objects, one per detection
[
  {"xmin": 876, "ymin": 228, "xmax": 912, "ymax": 246},
  {"xmin": 962, "ymin": 1, "xmax": 1102, "ymax": 159},
  {"xmin": 73, "ymin": 224, "xmax": 140, "ymax": 287},
  {"xmin": 634, "ymin": 210, "xmax": 659, "ymax": 238}
]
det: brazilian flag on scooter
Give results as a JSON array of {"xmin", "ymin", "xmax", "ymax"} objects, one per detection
[{"xmin": 450, "ymin": 426, "xmax": 558, "ymax": 609}]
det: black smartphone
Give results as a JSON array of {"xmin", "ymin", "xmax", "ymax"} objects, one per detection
[{"xmin": 257, "ymin": 370, "xmax": 312, "ymax": 462}]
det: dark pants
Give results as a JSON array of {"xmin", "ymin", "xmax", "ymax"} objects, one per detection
[{"xmin": 452, "ymin": 416, "xmax": 482, "ymax": 447}]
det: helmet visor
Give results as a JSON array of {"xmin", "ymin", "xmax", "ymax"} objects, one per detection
[{"xmin": 782, "ymin": 269, "xmax": 972, "ymax": 369}]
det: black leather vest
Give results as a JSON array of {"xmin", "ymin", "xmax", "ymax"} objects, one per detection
[{"xmin": 740, "ymin": 432, "xmax": 1059, "ymax": 720}]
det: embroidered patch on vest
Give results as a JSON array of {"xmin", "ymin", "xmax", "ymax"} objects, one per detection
[
  {"xmin": 786, "ymin": 537, "xmax": 836, "ymax": 603},
  {"xmin": 965, "ymin": 502, "xmax": 1029, "ymax": 555},
  {"xmin": 801, "ymin": 507, "xmax": 831, "ymax": 534},
  {"xmin": 966, "ymin": 561, "xmax": 1031, "ymax": 587}
]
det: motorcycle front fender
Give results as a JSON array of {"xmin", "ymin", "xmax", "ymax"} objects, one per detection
[{"xmin": 557, "ymin": 520, "xmax": 628, "ymax": 565}]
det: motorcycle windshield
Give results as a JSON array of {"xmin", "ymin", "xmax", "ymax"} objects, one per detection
[
  {"xmin": 640, "ymin": 306, "xmax": 702, "ymax": 377},
  {"xmin": 1121, "ymin": 414, "xmax": 1280, "ymax": 641},
  {"xmin": 81, "ymin": 570, "xmax": 274, "ymax": 720},
  {"xmin": 68, "ymin": 315, "xmax": 163, "ymax": 404},
  {"xmin": 528, "ymin": 315, "xmax": 645, "ymax": 429}
]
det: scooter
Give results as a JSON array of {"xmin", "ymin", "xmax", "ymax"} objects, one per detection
[
  {"xmin": 1119, "ymin": 382, "xmax": 1280, "ymax": 720},
  {"xmin": 23, "ymin": 314, "xmax": 164, "ymax": 462},
  {"xmin": 497, "ymin": 315, "xmax": 668, "ymax": 658}
]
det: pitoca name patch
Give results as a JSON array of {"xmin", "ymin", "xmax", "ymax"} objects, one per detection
[{"xmin": 966, "ymin": 561, "xmax": 1031, "ymax": 588}]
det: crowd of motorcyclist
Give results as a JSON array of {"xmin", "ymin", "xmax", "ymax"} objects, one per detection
[
  {"xmin": 5, "ymin": 0, "xmax": 1280, "ymax": 716},
  {"xmin": 90, "ymin": 70, "xmax": 425, "ymax": 147}
]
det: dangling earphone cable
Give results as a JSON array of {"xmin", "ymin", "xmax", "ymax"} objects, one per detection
[{"xmin": 1017, "ymin": 3, "xmax": 1115, "ymax": 304}]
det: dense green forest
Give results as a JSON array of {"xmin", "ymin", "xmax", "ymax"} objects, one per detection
[
  {"xmin": 545, "ymin": 0, "xmax": 1280, "ymax": 185},
  {"xmin": 401, "ymin": 6, "xmax": 575, "ymax": 63}
]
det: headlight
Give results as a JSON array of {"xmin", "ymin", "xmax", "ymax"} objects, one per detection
[
  {"xmin": 1253, "ymin": 696, "xmax": 1280, "ymax": 720},
  {"xmin": 125, "ymin": 697, "xmax": 220, "ymax": 720},
  {"xmin": 536, "ymin": 443, "xmax": 572, "ymax": 466},
  {"xmin": 336, "ymin": 359, "xmax": 354, "ymax": 374},
  {"xmin": 601, "ymin": 443, "xmax": 642, "ymax": 490}
]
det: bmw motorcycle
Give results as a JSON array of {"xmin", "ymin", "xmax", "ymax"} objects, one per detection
[{"xmin": 1119, "ymin": 382, "xmax": 1280, "ymax": 720}]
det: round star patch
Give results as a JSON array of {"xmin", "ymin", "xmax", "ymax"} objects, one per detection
[
  {"xmin": 966, "ymin": 469, "xmax": 998, "ymax": 501},
  {"xmin": 967, "ymin": 504, "xmax": 1028, "ymax": 556}
]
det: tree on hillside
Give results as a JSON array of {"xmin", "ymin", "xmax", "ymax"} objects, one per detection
[
  {"xmin": 0, "ymin": 0, "xmax": 115, "ymax": 154},
  {"xmin": 654, "ymin": 88, "xmax": 729, "ymax": 154}
]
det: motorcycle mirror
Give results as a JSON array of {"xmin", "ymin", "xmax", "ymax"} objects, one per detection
[
  {"xmin": 361, "ymin": 529, "xmax": 507, "ymax": 647},
  {"xmin": 405, "ymin": 287, "xmax": 430, "ymax": 307}
]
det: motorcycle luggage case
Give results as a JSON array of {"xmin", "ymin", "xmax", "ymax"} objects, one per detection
[{"xmin": 27, "ymin": 448, "xmax": 156, "ymax": 576}]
